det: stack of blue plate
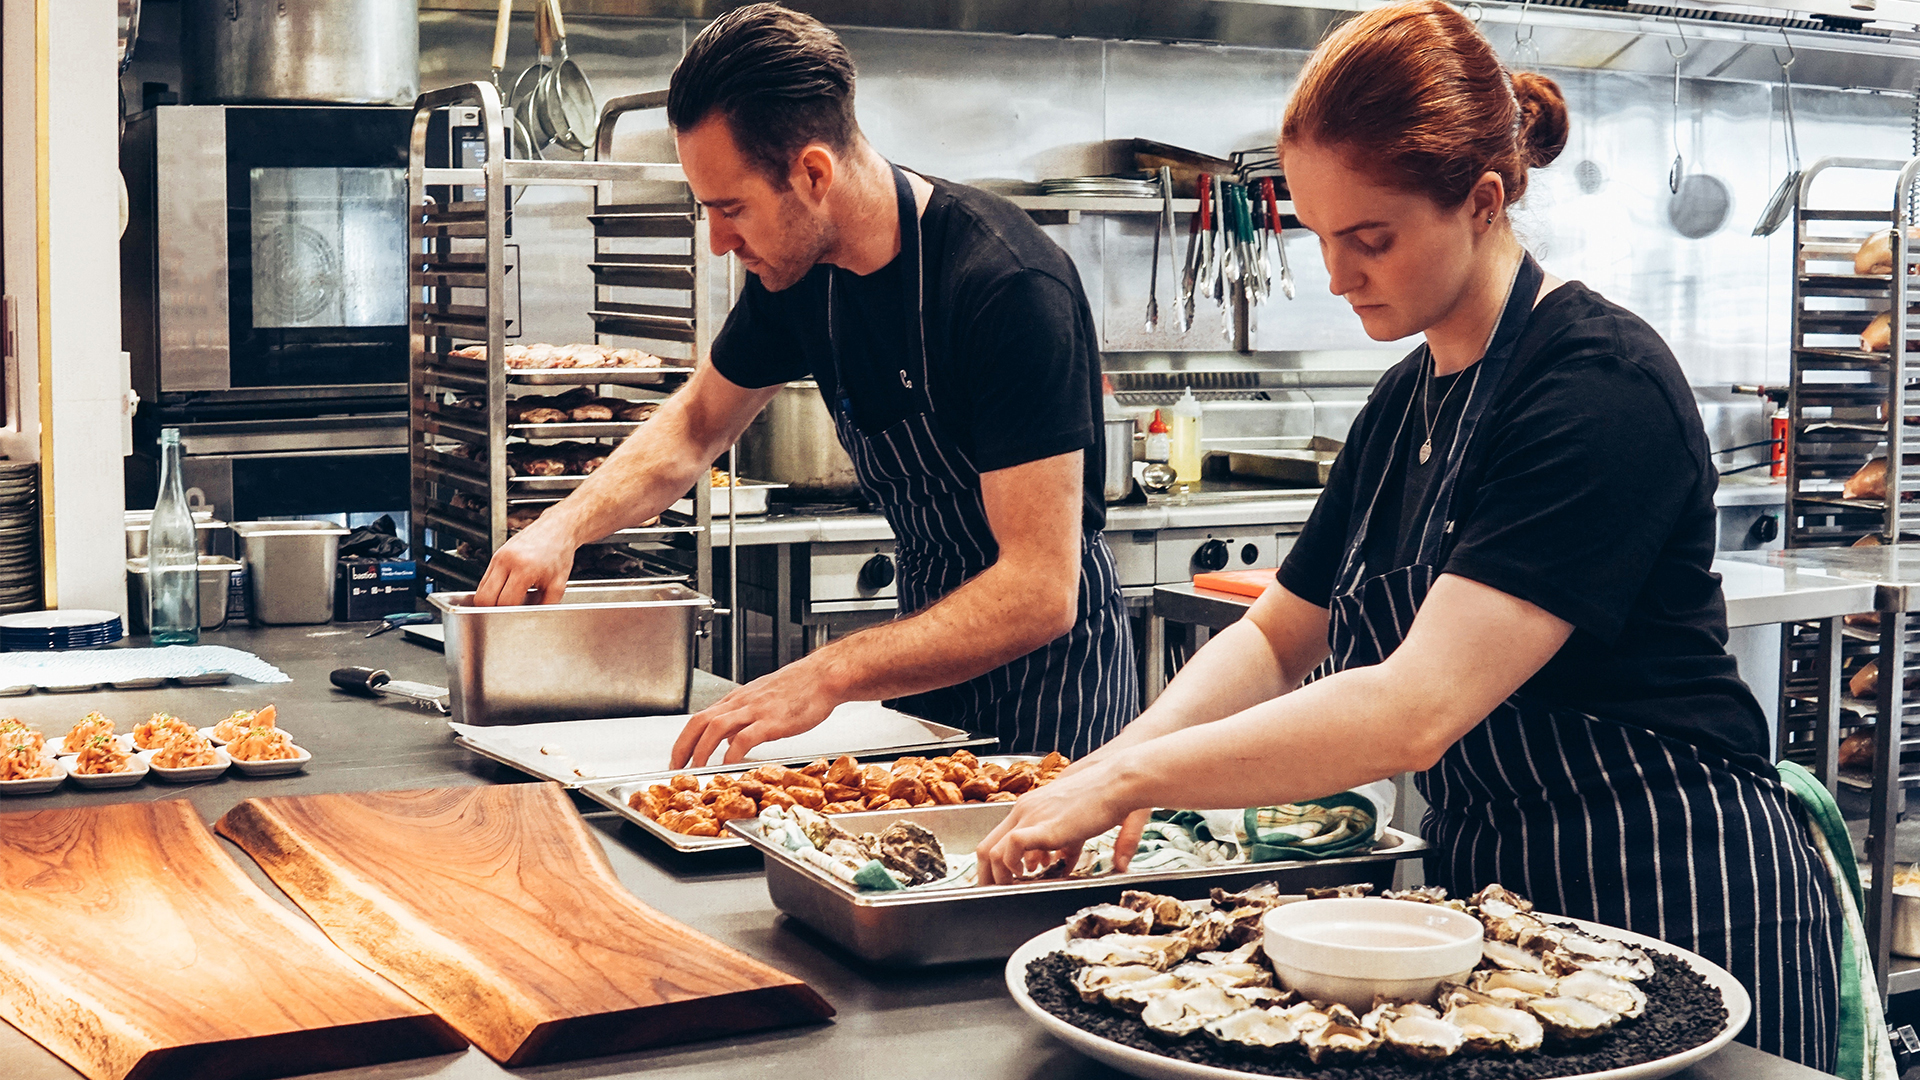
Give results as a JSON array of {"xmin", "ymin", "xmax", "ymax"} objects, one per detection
[{"xmin": 0, "ymin": 609, "xmax": 124, "ymax": 651}]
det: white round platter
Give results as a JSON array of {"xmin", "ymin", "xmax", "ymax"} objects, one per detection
[
  {"xmin": 0, "ymin": 758, "xmax": 65, "ymax": 795},
  {"xmin": 227, "ymin": 743, "xmax": 310, "ymax": 777},
  {"xmin": 138, "ymin": 747, "xmax": 231, "ymax": 784},
  {"xmin": 1004, "ymin": 914, "xmax": 1752, "ymax": 1080}
]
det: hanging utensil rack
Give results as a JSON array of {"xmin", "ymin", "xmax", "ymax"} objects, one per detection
[
  {"xmin": 407, "ymin": 83, "xmax": 721, "ymax": 655},
  {"xmin": 1779, "ymin": 155, "xmax": 1920, "ymax": 998}
]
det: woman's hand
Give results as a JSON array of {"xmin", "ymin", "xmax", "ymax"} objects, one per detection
[{"xmin": 974, "ymin": 755, "xmax": 1145, "ymax": 885}]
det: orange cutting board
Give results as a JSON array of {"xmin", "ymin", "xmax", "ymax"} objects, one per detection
[
  {"xmin": 0, "ymin": 800, "xmax": 462, "ymax": 1080},
  {"xmin": 216, "ymin": 783, "xmax": 834, "ymax": 1066},
  {"xmin": 1192, "ymin": 568, "xmax": 1278, "ymax": 598}
]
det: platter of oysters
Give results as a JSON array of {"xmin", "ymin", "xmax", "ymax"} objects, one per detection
[{"xmin": 1008, "ymin": 883, "xmax": 1748, "ymax": 1080}]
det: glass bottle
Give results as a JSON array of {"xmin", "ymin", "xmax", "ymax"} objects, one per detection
[{"xmin": 148, "ymin": 428, "xmax": 199, "ymax": 645}]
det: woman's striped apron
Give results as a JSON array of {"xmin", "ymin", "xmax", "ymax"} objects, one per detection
[
  {"xmin": 818, "ymin": 165, "xmax": 1135, "ymax": 759},
  {"xmin": 1324, "ymin": 253, "xmax": 1839, "ymax": 1068}
]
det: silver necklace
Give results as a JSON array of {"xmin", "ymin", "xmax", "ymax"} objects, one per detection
[{"xmin": 1418, "ymin": 353, "xmax": 1465, "ymax": 466}]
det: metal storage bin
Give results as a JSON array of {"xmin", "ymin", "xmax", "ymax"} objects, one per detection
[
  {"xmin": 729, "ymin": 803, "xmax": 1427, "ymax": 968},
  {"xmin": 125, "ymin": 556, "xmax": 242, "ymax": 632},
  {"xmin": 232, "ymin": 521, "xmax": 349, "ymax": 625},
  {"xmin": 428, "ymin": 583, "xmax": 715, "ymax": 726},
  {"xmin": 124, "ymin": 511, "xmax": 225, "ymax": 559}
]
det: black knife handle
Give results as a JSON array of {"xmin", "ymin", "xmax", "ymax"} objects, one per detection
[{"xmin": 330, "ymin": 667, "xmax": 392, "ymax": 695}]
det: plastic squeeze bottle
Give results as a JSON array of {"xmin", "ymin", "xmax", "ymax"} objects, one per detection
[{"xmin": 1168, "ymin": 387, "xmax": 1204, "ymax": 483}]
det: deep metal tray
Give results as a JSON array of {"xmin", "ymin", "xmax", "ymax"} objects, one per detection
[
  {"xmin": 728, "ymin": 803, "xmax": 1426, "ymax": 968},
  {"xmin": 581, "ymin": 753, "xmax": 1034, "ymax": 853},
  {"xmin": 451, "ymin": 701, "xmax": 989, "ymax": 788}
]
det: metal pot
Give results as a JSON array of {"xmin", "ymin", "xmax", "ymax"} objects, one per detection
[
  {"xmin": 181, "ymin": 0, "xmax": 420, "ymax": 106},
  {"xmin": 1103, "ymin": 417, "xmax": 1136, "ymax": 503},
  {"xmin": 737, "ymin": 381, "xmax": 863, "ymax": 500}
]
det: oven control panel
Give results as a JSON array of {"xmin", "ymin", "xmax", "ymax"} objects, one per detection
[
  {"xmin": 808, "ymin": 541, "xmax": 900, "ymax": 606},
  {"xmin": 1153, "ymin": 527, "xmax": 1299, "ymax": 585}
]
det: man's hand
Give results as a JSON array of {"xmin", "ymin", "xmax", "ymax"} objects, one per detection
[
  {"xmin": 473, "ymin": 519, "xmax": 576, "ymax": 606},
  {"xmin": 670, "ymin": 659, "xmax": 843, "ymax": 769}
]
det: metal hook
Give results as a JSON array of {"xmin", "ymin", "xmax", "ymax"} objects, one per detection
[
  {"xmin": 1772, "ymin": 27, "xmax": 1795, "ymax": 72},
  {"xmin": 1465, "ymin": 2, "xmax": 1484, "ymax": 24},
  {"xmin": 1511, "ymin": 0, "xmax": 1539, "ymax": 69},
  {"xmin": 1664, "ymin": 15, "xmax": 1689, "ymax": 61},
  {"xmin": 1515, "ymin": 0, "xmax": 1535, "ymax": 45}
]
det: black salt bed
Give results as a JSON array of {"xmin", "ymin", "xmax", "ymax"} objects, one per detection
[{"xmin": 1024, "ymin": 949, "xmax": 1728, "ymax": 1080}]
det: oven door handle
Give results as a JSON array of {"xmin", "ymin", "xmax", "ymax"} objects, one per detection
[{"xmin": 202, "ymin": 447, "xmax": 410, "ymax": 461}]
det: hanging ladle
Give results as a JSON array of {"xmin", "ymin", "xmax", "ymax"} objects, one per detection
[
  {"xmin": 1752, "ymin": 31, "xmax": 1802, "ymax": 237},
  {"xmin": 1666, "ymin": 19, "xmax": 1688, "ymax": 195}
]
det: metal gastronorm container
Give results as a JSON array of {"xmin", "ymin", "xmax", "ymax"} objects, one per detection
[
  {"xmin": 429, "ymin": 582, "xmax": 715, "ymax": 725},
  {"xmin": 728, "ymin": 803, "xmax": 1427, "ymax": 968}
]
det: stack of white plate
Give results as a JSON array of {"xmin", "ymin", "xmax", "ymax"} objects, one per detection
[
  {"xmin": 0, "ymin": 610, "xmax": 123, "ymax": 651},
  {"xmin": 1038, "ymin": 175, "xmax": 1160, "ymax": 199},
  {"xmin": 0, "ymin": 463, "xmax": 39, "ymax": 614}
]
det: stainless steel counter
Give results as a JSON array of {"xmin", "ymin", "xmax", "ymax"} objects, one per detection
[
  {"xmin": 0, "ymin": 624, "xmax": 1836, "ymax": 1080},
  {"xmin": 704, "ymin": 492, "xmax": 1326, "ymax": 548},
  {"xmin": 1152, "ymin": 558, "xmax": 1875, "ymax": 633}
]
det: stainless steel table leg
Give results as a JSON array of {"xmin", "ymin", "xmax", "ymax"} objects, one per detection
[
  {"xmin": 1814, "ymin": 616, "xmax": 1842, "ymax": 793},
  {"xmin": 1145, "ymin": 614, "xmax": 1167, "ymax": 705},
  {"xmin": 775, "ymin": 543, "xmax": 796, "ymax": 670},
  {"xmin": 804, "ymin": 623, "xmax": 828, "ymax": 655},
  {"xmin": 1869, "ymin": 609, "xmax": 1905, "ymax": 1002}
]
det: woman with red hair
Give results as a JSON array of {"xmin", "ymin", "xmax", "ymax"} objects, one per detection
[{"xmin": 979, "ymin": 1, "xmax": 1838, "ymax": 1064}]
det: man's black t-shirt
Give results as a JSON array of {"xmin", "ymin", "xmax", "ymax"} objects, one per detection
[
  {"xmin": 710, "ymin": 174, "xmax": 1106, "ymax": 531},
  {"xmin": 1277, "ymin": 281, "xmax": 1771, "ymax": 770}
]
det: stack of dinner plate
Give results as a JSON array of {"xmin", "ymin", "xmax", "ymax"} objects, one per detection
[
  {"xmin": 0, "ymin": 610, "xmax": 123, "ymax": 650},
  {"xmin": 0, "ymin": 462, "xmax": 41, "ymax": 614},
  {"xmin": 1038, "ymin": 174, "xmax": 1160, "ymax": 199}
]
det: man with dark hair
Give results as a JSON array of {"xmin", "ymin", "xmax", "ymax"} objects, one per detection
[{"xmin": 476, "ymin": 3, "xmax": 1136, "ymax": 766}]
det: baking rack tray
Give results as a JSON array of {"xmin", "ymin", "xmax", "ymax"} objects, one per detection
[
  {"xmin": 579, "ymin": 754, "xmax": 1041, "ymax": 854},
  {"xmin": 450, "ymin": 700, "xmax": 990, "ymax": 789},
  {"xmin": 727, "ymin": 803, "xmax": 1427, "ymax": 967},
  {"xmin": 507, "ymin": 367, "xmax": 694, "ymax": 386}
]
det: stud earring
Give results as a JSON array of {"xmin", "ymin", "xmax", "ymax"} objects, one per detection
[{"xmin": 1486, "ymin": 213, "xmax": 1495, "ymax": 224}]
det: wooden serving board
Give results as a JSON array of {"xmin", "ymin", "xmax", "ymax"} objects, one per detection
[
  {"xmin": 216, "ymin": 783, "xmax": 834, "ymax": 1066},
  {"xmin": 0, "ymin": 800, "xmax": 462, "ymax": 1080}
]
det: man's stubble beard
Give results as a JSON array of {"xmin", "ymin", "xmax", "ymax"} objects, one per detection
[{"xmin": 755, "ymin": 190, "xmax": 838, "ymax": 293}]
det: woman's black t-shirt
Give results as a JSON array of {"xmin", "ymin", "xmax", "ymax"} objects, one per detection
[{"xmin": 1276, "ymin": 281, "xmax": 1771, "ymax": 770}]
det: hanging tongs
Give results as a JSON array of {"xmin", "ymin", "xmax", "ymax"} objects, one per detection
[
  {"xmin": 1666, "ymin": 19, "xmax": 1689, "ymax": 195},
  {"xmin": 1753, "ymin": 31, "xmax": 1803, "ymax": 237},
  {"xmin": 1261, "ymin": 177, "xmax": 1295, "ymax": 301},
  {"xmin": 1179, "ymin": 175, "xmax": 1211, "ymax": 334}
]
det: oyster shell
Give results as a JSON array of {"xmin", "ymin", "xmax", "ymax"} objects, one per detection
[
  {"xmin": 1177, "ymin": 911, "xmax": 1235, "ymax": 952},
  {"xmin": 1437, "ymin": 982, "xmax": 1506, "ymax": 1010},
  {"xmin": 1471, "ymin": 883, "xmax": 1535, "ymax": 917},
  {"xmin": 1555, "ymin": 969, "xmax": 1648, "ymax": 1019},
  {"xmin": 1171, "ymin": 961, "xmax": 1274, "ymax": 990},
  {"xmin": 1469, "ymin": 968, "xmax": 1559, "ymax": 1003},
  {"xmin": 1385, "ymin": 885, "xmax": 1456, "ymax": 906},
  {"xmin": 1446, "ymin": 1003, "xmax": 1545, "ymax": 1054},
  {"xmin": 1140, "ymin": 985, "xmax": 1265, "ymax": 1037},
  {"xmin": 1195, "ymin": 940, "xmax": 1263, "ymax": 966},
  {"xmin": 869, "ymin": 821, "xmax": 946, "ymax": 885},
  {"xmin": 1203, "ymin": 1007, "xmax": 1300, "ymax": 1050},
  {"xmin": 1526, "ymin": 994, "xmax": 1620, "ymax": 1042},
  {"xmin": 1381, "ymin": 1009, "xmax": 1468, "ymax": 1061},
  {"xmin": 1211, "ymin": 881, "xmax": 1284, "ymax": 909},
  {"xmin": 1219, "ymin": 905, "xmax": 1271, "ymax": 947},
  {"xmin": 1120, "ymin": 889, "xmax": 1195, "ymax": 931},
  {"xmin": 1064, "ymin": 933, "xmax": 1191, "ymax": 971},
  {"xmin": 1298, "ymin": 1004, "xmax": 1379, "ymax": 1063},
  {"xmin": 1304, "ymin": 883, "xmax": 1376, "ymax": 900},
  {"xmin": 1070, "ymin": 964, "xmax": 1177, "ymax": 1007},
  {"xmin": 1066, "ymin": 903, "xmax": 1154, "ymax": 939},
  {"xmin": 1482, "ymin": 938, "xmax": 1549, "ymax": 973},
  {"xmin": 1545, "ymin": 947, "xmax": 1654, "ymax": 982}
]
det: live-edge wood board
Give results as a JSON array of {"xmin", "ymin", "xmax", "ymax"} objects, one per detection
[
  {"xmin": 0, "ymin": 799, "xmax": 464, "ymax": 1080},
  {"xmin": 216, "ymin": 783, "xmax": 834, "ymax": 1066}
]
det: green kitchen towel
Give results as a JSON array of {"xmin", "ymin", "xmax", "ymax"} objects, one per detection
[{"xmin": 1778, "ymin": 759, "xmax": 1894, "ymax": 1080}]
